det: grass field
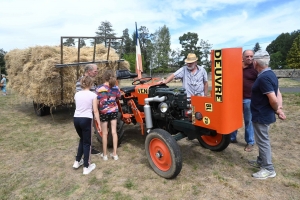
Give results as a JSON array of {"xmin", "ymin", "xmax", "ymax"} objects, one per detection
[{"xmin": 0, "ymin": 78, "xmax": 300, "ymax": 199}]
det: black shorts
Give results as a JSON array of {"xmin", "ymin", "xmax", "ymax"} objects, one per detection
[{"xmin": 100, "ymin": 112, "xmax": 118, "ymax": 122}]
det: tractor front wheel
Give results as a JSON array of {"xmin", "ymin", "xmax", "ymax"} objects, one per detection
[
  {"xmin": 145, "ymin": 128, "xmax": 182, "ymax": 179},
  {"xmin": 197, "ymin": 132, "xmax": 231, "ymax": 151}
]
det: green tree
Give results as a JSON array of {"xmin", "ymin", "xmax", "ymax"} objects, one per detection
[
  {"xmin": 266, "ymin": 30, "xmax": 300, "ymax": 68},
  {"xmin": 267, "ymin": 33, "xmax": 291, "ymax": 68},
  {"xmin": 138, "ymin": 26, "xmax": 152, "ymax": 73},
  {"xmin": 123, "ymin": 53, "xmax": 136, "ymax": 72},
  {"xmin": 122, "ymin": 28, "xmax": 133, "ymax": 54},
  {"xmin": 0, "ymin": 48, "xmax": 6, "ymax": 75},
  {"xmin": 253, "ymin": 42, "xmax": 261, "ymax": 52},
  {"xmin": 146, "ymin": 35, "xmax": 155, "ymax": 75},
  {"xmin": 63, "ymin": 38, "xmax": 75, "ymax": 46},
  {"xmin": 169, "ymin": 48, "xmax": 181, "ymax": 69},
  {"xmin": 150, "ymin": 25, "xmax": 171, "ymax": 72},
  {"xmin": 270, "ymin": 52, "xmax": 284, "ymax": 69},
  {"xmin": 179, "ymin": 32, "xmax": 202, "ymax": 66},
  {"xmin": 178, "ymin": 32, "xmax": 212, "ymax": 69},
  {"xmin": 94, "ymin": 21, "xmax": 116, "ymax": 46},
  {"xmin": 199, "ymin": 39, "xmax": 212, "ymax": 71},
  {"xmin": 286, "ymin": 34, "xmax": 300, "ymax": 69},
  {"xmin": 77, "ymin": 38, "xmax": 86, "ymax": 48}
]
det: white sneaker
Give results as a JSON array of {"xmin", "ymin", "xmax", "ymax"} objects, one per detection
[
  {"xmin": 100, "ymin": 153, "xmax": 108, "ymax": 161},
  {"xmin": 83, "ymin": 163, "xmax": 96, "ymax": 175},
  {"xmin": 73, "ymin": 159, "xmax": 84, "ymax": 169},
  {"xmin": 110, "ymin": 153, "xmax": 119, "ymax": 160},
  {"xmin": 252, "ymin": 168, "xmax": 276, "ymax": 179}
]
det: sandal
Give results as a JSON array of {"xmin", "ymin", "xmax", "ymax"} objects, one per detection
[{"xmin": 244, "ymin": 144, "xmax": 254, "ymax": 152}]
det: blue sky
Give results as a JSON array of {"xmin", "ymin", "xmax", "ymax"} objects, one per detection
[{"xmin": 0, "ymin": 0, "xmax": 299, "ymax": 52}]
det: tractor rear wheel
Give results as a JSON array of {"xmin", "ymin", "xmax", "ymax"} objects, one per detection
[
  {"xmin": 145, "ymin": 128, "xmax": 182, "ymax": 179},
  {"xmin": 197, "ymin": 132, "xmax": 231, "ymax": 151},
  {"xmin": 95, "ymin": 112, "xmax": 124, "ymax": 147}
]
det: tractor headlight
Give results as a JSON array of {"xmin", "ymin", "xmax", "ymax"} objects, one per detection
[{"xmin": 158, "ymin": 102, "xmax": 168, "ymax": 113}]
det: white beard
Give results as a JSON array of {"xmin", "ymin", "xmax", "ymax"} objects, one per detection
[{"xmin": 187, "ymin": 66, "xmax": 194, "ymax": 71}]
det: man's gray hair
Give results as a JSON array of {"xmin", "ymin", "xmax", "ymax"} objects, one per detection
[
  {"xmin": 84, "ymin": 64, "xmax": 96, "ymax": 72},
  {"xmin": 253, "ymin": 50, "xmax": 270, "ymax": 67}
]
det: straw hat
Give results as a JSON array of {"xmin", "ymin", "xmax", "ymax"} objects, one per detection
[{"xmin": 184, "ymin": 53, "xmax": 198, "ymax": 63}]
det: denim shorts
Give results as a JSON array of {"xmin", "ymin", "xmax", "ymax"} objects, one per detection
[{"xmin": 100, "ymin": 112, "xmax": 118, "ymax": 122}]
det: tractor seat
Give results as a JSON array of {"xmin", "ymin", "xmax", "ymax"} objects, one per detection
[
  {"xmin": 116, "ymin": 70, "xmax": 138, "ymax": 80},
  {"xmin": 120, "ymin": 86, "xmax": 136, "ymax": 93}
]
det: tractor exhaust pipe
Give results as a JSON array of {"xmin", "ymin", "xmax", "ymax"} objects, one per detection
[{"xmin": 144, "ymin": 96, "xmax": 166, "ymax": 131}]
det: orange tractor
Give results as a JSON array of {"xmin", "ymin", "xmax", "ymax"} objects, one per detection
[{"xmin": 95, "ymin": 47, "xmax": 243, "ymax": 179}]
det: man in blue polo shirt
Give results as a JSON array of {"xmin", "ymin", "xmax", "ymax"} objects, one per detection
[{"xmin": 249, "ymin": 50, "xmax": 286, "ymax": 179}]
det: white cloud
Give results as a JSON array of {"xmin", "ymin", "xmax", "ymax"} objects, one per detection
[{"xmin": 0, "ymin": 0, "xmax": 299, "ymax": 53}]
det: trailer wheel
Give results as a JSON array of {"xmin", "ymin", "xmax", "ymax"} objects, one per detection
[
  {"xmin": 197, "ymin": 132, "xmax": 231, "ymax": 151},
  {"xmin": 95, "ymin": 112, "xmax": 124, "ymax": 147},
  {"xmin": 145, "ymin": 128, "xmax": 182, "ymax": 179},
  {"xmin": 33, "ymin": 102, "xmax": 50, "ymax": 116}
]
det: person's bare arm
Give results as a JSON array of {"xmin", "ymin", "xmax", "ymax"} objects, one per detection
[
  {"xmin": 266, "ymin": 92, "xmax": 278, "ymax": 111},
  {"xmin": 276, "ymin": 88, "xmax": 286, "ymax": 120},
  {"xmin": 277, "ymin": 88, "xmax": 283, "ymax": 109},
  {"xmin": 164, "ymin": 74, "xmax": 174, "ymax": 84},
  {"xmin": 93, "ymin": 98, "xmax": 101, "ymax": 133},
  {"xmin": 203, "ymin": 81, "xmax": 208, "ymax": 96},
  {"xmin": 266, "ymin": 91, "xmax": 286, "ymax": 120},
  {"xmin": 158, "ymin": 74, "xmax": 175, "ymax": 84}
]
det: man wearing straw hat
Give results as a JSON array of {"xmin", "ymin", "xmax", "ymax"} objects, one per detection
[{"xmin": 161, "ymin": 53, "xmax": 208, "ymax": 97}]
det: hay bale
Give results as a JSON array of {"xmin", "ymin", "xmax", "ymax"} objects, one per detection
[{"xmin": 5, "ymin": 44, "xmax": 130, "ymax": 107}]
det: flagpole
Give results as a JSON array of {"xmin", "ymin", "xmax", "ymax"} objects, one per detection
[{"xmin": 135, "ymin": 22, "xmax": 143, "ymax": 79}]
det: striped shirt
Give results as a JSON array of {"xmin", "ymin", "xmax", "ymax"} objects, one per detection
[
  {"xmin": 174, "ymin": 65, "xmax": 208, "ymax": 97},
  {"xmin": 75, "ymin": 76, "xmax": 96, "ymax": 93}
]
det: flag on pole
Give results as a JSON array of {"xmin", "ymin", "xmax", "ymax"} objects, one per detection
[{"xmin": 135, "ymin": 22, "xmax": 143, "ymax": 79}]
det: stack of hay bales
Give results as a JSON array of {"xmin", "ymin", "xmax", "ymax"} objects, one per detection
[{"xmin": 5, "ymin": 44, "xmax": 130, "ymax": 107}]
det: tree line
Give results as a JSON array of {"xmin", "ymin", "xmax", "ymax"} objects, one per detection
[
  {"xmin": 57, "ymin": 24, "xmax": 300, "ymax": 71},
  {"xmin": 1, "ymin": 25, "xmax": 299, "ymax": 76},
  {"xmin": 266, "ymin": 30, "xmax": 300, "ymax": 69},
  {"xmin": 63, "ymin": 21, "xmax": 213, "ymax": 73},
  {"xmin": 231, "ymin": 30, "xmax": 300, "ymax": 70}
]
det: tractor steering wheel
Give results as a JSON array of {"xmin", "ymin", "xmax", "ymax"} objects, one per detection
[{"xmin": 132, "ymin": 77, "xmax": 152, "ymax": 85}]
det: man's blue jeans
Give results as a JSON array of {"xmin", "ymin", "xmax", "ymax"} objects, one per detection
[{"xmin": 231, "ymin": 99, "xmax": 255, "ymax": 145}]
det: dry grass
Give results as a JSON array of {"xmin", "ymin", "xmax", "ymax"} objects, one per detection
[
  {"xmin": 0, "ymin": 86, "xmax": 300, "ymax": 199},
  {"xmin": 279, "ymin": 78, "xmax": 300, "ymax": 87}
]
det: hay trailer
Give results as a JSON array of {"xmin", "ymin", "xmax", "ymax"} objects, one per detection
[{"xmin": 33, "ymin": 36, "xmax": 125, "ymax": 116}]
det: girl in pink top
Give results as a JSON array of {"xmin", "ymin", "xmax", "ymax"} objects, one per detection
[{"xmin": 73, "ymin": 76, "xmax": 101, "ymax": 175}]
